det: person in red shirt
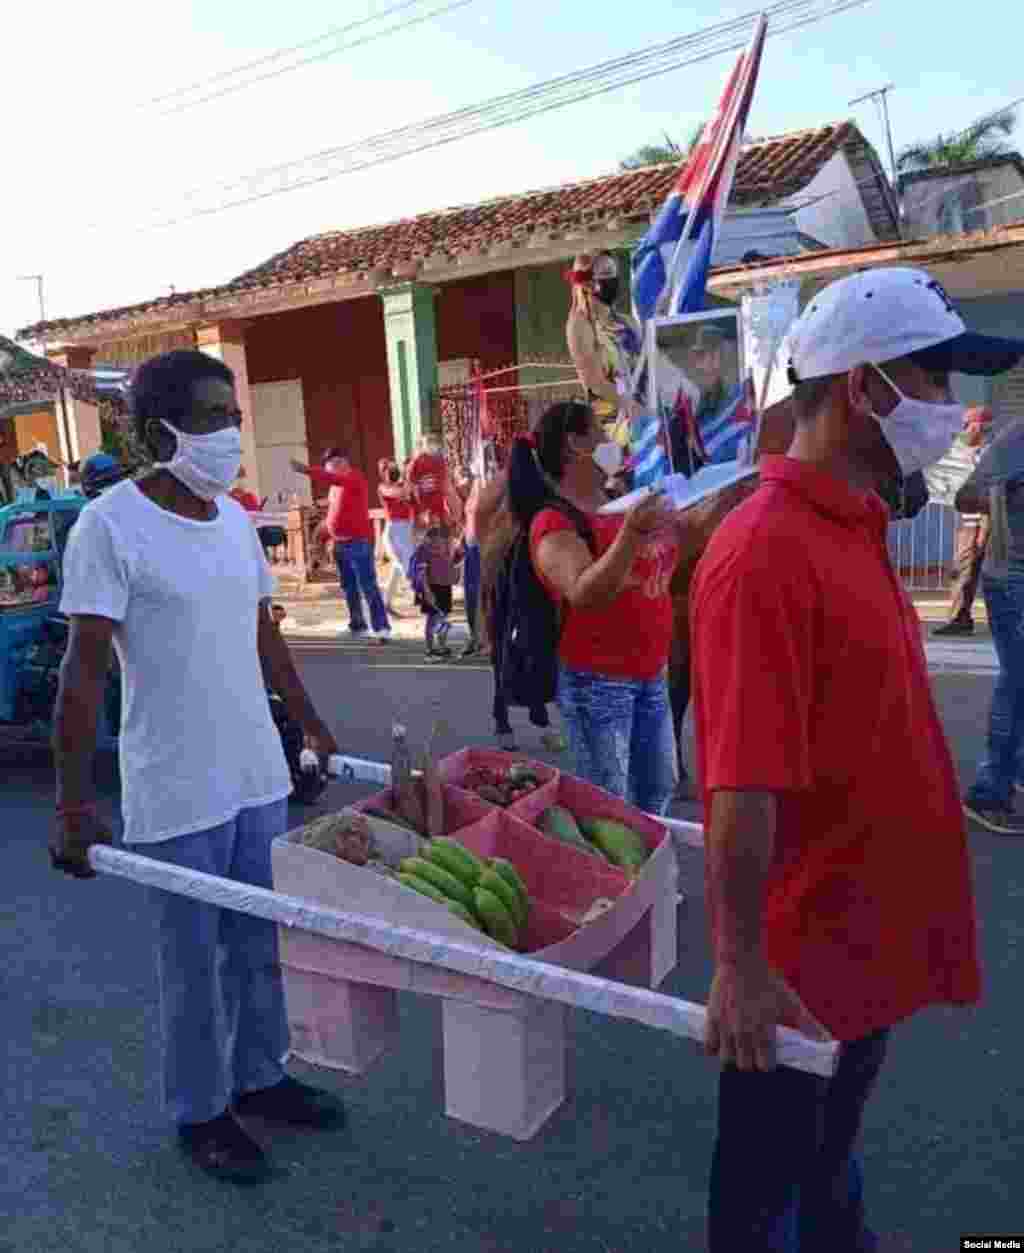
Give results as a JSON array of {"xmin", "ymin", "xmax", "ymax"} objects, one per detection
[
  {"xmin": 228, "ymin": 465, "xmax": 262, "ymax": 513},
  {"xmin": 689, "ymin": 267, "xmax": 1019, "ymax": 1252},
  {"xmin": 508, "ymin": 400, "xmax": 745, "ymax": 815},
  {"xmin": 406, "ymin": 434, "xmax": 456, "ymax": 528},
  {"xmin": 291, "ymin": 449, "xmax": 390, "ymax": 641},
  {"xmin": 377, "ymin": 457, "xmax": 415, "ymax": 613}
]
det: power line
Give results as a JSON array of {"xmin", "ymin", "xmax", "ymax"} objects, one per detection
[
  {"xmin": 89, "ymin": 0, "xmax": 872, "ymax": 235},
  {"xmin": 146, "ymin": 0, "xmax": 446, "ymax": 107},
  {"xmin": 153, "ymin": 0, "xmax": 478, "ymax": 117}
]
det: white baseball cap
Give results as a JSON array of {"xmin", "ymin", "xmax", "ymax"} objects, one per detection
[{"xmin": 787, "ymin": 267, "xmax": 1024, "ymax": 383}]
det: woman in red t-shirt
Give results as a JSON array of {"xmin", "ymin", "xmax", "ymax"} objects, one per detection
[{"xmin": 508, "ymin": 401, "xmax": 692, "ymax": 815}]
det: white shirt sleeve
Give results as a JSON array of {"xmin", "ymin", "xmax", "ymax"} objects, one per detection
[
  {"xmin": 58, "ymin": 507, "xmax": 132, "ymax": 622},
  {"xmin": 247, "ymin": 507, "xmax": 276, "ymax": 601}
]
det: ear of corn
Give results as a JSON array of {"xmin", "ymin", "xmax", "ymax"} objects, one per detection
[
  {"xmin": 578, "ymin": 817, "xmax": 649, "ymax": 872},
  {"xmin": 541, "ymin": 806, "xmax": 604, "ymax": 858}
]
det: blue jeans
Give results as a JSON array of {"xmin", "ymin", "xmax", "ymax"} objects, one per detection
[
  {"xmin": 708, "ymin": 1030, "xmax": 889, "ymax": 1252},
  {"xmin": 335, "ymin": 539, "xmax": 390, "ymax": 634},
  {"xmin": 556, "ymin": 667, "xmax": 676, "ymax": 816},
  {"xmin": 463, "ymin": 541, "xmax": 481, "ymax": 641},
  {"xmin": 967, "ymin": 575, "xmax": 1024, "ymax": 809},
  {"xmin": 144, "ymin": 800, "xmax": 290, "ymax": 1126}
]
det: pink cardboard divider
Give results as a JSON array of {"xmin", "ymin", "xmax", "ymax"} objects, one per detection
[
  {"xmin": 454, "ymin": 808, "xmax": 631, "ymax": 919},
  {"xmin": 349, "ymin": 783, "xmax": 491, "ymax": 837},
  {"xmin": 452, "ymin": 809, "xmax": 649, "ymax": 971},
  {"xmin": 436, "ymin": 747, "xmax": 557, "ymax": 806},
  {"xmin": 499, "ymin": 771, "xmax": 679, "ymax": 985}
]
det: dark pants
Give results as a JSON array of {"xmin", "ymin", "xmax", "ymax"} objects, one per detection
[
  {"xmin": 948, "ymin": 517, "xmax": 989, "ymax": 624},
  {"xmin": 463, "ymin": 541, "xmax": 481, "ymax": 641},
  {"xmin": 421, "ymin": 583, "xmax": 453, "ymax": 651},
  {"xmin": 669, "ymin": 663, "xmax": 690, "ymax": 780},
  {"xmin": 335, "ymin": 539, "xmax": 390, "ymax": 634},
  {"xmin": 708, "ymin": 1029, "xmax": 889, "ymax": 1252},
  {"xmin": 487, "ymin": 584, "xmax": 549, "ymax": 737}
]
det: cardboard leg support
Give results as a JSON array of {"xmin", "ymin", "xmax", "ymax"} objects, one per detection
[
  {"xmin": 442, "ymin": 997, "xmax": 567, "ymax": 1140},
  {"xmin": 283, "ymin": 967, "xmax": 399, "ymax": 1073}
]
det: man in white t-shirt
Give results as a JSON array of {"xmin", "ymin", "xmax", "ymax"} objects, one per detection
[{"xmin": 51, "ymin": 350, "xmax": 344, "ymax": 1185}]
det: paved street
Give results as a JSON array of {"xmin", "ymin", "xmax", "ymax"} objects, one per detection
[{"xmin": 4, "ymin": 644, "xmax": 1022, "ymax": 1253}]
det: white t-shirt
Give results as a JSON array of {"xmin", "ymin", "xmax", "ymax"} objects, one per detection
[{"xmin": 59, "ymin": 481, "xmax": 292, "ymax": 844}]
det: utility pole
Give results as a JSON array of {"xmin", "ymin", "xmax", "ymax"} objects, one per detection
[
  {"xmin": 850, "ymin": 84, "xmax": 900, "ymax": 236},
  {"xmin": 16, "ymin": 273, "xmax": 47, "ymax": 353}
]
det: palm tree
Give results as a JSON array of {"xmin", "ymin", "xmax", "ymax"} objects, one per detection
[
  {"xmin": 897, "ymin": 108, "xmax": 1018, "ymax": 172},
  {"xmin": 619, "ymin": 122, "xmax": 705, "ymax": 171}
]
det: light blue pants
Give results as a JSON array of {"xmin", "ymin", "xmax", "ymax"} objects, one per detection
[
  {"xmin": 967, "ymin": 574, "xmax": 1024, "ymax": 810},
  {"xmin": 556, "ymin": 667, "xmax": 677, "ymax": 816},
  {"xmin": 144, "ymin": 799, "xmax": 290, "ymax": 1126}
]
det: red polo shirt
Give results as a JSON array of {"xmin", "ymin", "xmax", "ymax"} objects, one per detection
[
  {"xmin": 690, "ymin": 455, "xmax": 981, "ymax": 1042},
  {"xmin": 407, "ymin": 451, "xmax": 449, "ymax": 521},
  {"xmin": 308, "ymin": 465, "xmax": 374, "ymax": 544},
  {"xmin": 530, "ymin": 509, "xmax": 678, "ymax": 681}
]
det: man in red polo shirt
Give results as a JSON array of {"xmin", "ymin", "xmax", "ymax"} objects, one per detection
[
  {"xmin": 692, "ymin": 268, "xmax": 1024, "ymax": 1252},
  {"xmin": 291, "ymin": 449, "xmax": 391, "ymax": 641}
]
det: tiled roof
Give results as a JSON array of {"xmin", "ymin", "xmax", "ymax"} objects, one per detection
[{"xmin": 20, "ymin": 121, "xmax": 890, "ymax": 341}]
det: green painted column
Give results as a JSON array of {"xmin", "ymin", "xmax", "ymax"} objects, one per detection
[{"xmin": 380, "ymin": 282, "xmax": 438, "ymax": 462}]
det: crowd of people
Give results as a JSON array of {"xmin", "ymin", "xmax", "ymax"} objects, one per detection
[{"xmin": 43, "ymin": 264, "xmax": 1024, "ymax": 1252}]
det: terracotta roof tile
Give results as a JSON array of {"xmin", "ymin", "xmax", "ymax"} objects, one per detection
[{"xmin": 21, "ymin": 121, "xmax": 879, "ymax": 340}]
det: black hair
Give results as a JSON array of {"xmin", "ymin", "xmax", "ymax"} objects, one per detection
[
  {"xmin": 507, "ymin": 400, "xmax": 592, "ymax": 527},
  {"xmin": 322, "ymin": 446, "xmax": 348, "ymax": 465},
  {"xmin": 130, "ymin": 350, "xmax": 234, "ymax": 455}
]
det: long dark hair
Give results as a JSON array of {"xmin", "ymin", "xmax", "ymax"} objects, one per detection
[{"xmin": 507, "ymin": 400, "xmax": 592, "ymax": 528}]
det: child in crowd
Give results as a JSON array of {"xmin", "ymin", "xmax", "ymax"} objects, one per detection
[{"xmin": 410, "ymin": 524, "xmax": 459, "ymax": 661}]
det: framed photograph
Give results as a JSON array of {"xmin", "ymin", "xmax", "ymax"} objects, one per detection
[{"xmin": 647, "ymin": 309, "xmax": 746, "ymax": 474}]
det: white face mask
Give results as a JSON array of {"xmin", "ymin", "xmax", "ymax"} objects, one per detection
[
  {"xmin": 156, "ymin": 421, "xmax": 243, "ymax": 501},
  {"xmin": 869, "ymin": 364, "xmax": 965, "ymax": 477},
  {"xmin": 592, "ymin": 440, "xmax": 625, "ymax": 477}
]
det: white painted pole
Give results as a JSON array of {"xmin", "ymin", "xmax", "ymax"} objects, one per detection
[{"xmin": 87, "ymin": 843, "xmax": 836, "ymax": 1077}]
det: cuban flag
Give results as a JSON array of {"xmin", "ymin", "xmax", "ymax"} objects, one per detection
[
  {"xmin": 702, "ymin": 373, "xmax": 757, "ymax": 464},
  {"xmin": 629, "ymin": 14, "xmax": 768, "ymax": 474}
]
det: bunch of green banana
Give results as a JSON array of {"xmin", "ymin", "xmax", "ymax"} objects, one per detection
[{"xmin": 396, "ymin": 837, "xmax": 530, "ymax": 950}]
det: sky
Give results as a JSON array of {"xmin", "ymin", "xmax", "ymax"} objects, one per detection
[{"xmin": 2, "ymin": 0, "xmax": 1021, "ymax": 344}]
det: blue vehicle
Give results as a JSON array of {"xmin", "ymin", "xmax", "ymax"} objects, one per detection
[
  {"xmin": 0, "ymin": 484, "xmax": 325, "ymax": 803},
  {"xmin": 0, "ymin": 493, "xmax": 119, "ymax": 749}
]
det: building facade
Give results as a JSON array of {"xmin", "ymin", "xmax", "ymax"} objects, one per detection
[{"xmin": 18, "ymin": 120, "xmax": 896, "ymax": 508}]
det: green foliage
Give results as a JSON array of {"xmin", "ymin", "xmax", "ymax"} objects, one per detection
[
  {"xmin": 619, "ymin": 122, "xmax": 705, "ymax": 171},
  {"xmin": 897, "ymin": 109, "xmax": 1018, "ymax": 173}
]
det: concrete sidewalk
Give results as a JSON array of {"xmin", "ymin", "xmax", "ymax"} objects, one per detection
[
  {"xmin": 273, "ymin": 572, "xmax": 1000, "ymax": 672},
  {"xmin": 272, "ymin": 570, "xmax": 472, "ymax": 649}
]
